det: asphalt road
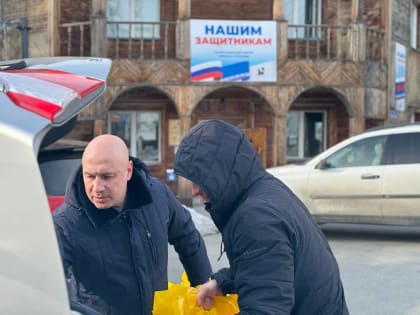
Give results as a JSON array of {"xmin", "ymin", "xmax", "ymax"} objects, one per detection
[{"xmin": 168, "ymin": 221, "xmax": 420, "ymax": 315}]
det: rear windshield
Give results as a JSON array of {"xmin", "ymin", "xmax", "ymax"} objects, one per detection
[{"xmin": 39, "ymin": 158, "xmax": 81, "ymax": 195}]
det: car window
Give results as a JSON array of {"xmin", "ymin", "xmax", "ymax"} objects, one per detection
[
  {"xmin": 324, "ymin": 135, "xmax": 387, "ymax": 168},
  {"xmin": 39, "ymin": 158, "xmax": 81, "ymax": 195},
  {"xmin": 385, "ymin": 132, "xmax": 420, "ymax": 164}
]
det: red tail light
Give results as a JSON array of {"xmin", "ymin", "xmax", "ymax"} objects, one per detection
[
  {"xmin": 7, "ymin": 69, "xmax": 104, "ymax": 98},
  {"xmin": 3, "ymin": 69, "xmax": 104, "ymax": 121},
  {"xmin": 6, "ymin": 91, "xmax": 62, "ymax": 121}
]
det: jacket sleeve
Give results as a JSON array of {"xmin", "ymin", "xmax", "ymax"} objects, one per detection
[
  {"xmin": 53, "ymin": 214, "xmax": 80, "ymax": 303},
  {"xmin": 212, "ymin": 268, "xmax": 235, "ymax": 294},
  {"xmin": 53, "ymin": 219, "xmax": 73, "ymax": 278},
  {"xmin": 165, "ymin": 186, "xmax": 212, "ymax": 286},
  {"xmin": 229, "ymin": 216, "xmax": 295, "ymax": 315}
]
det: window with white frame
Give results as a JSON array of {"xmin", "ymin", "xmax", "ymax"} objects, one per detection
[
  {"xmin": 285, "ymin": 0, "xmax": 322, "ymax": 38},
  {"xmin": 107, "ymin": 0, "xmax": 160, "ymax": 39},
  {"xmin": 108, "ymin": 111, "xmax": 161, "ymax": 164},
  {"xmin": 411, "ymin": 3, "xmax": 418, "ymax": 49},
  {"xmin": 286, "ymin": 111, "xmax": 326, "ymax": 159}
]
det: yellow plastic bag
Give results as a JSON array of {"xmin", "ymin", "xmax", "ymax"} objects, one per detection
[{"xmin": 153, "ymin": 272, "xmax": 239, "ymax": 315}]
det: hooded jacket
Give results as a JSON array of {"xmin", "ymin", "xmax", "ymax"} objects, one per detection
[
  {"xmin": 53, "ymin": 158, "xmax": 212, "ymax": 315},
  {"xmin": 174, "ymin": 120, "xmax": 348, "ymax": 315}
]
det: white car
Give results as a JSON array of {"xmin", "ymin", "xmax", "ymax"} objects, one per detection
[
  {"xmin": 267, "ymin": 124, "xmax": 420, "ymax": 226},
  {"xmin": 0, "ymin": 57, "xmax": 111, "ymax": 315}
]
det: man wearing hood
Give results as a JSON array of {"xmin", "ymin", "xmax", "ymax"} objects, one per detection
[
  {"xmin": 174, "ymin": 120, "xmax": 349, "ymax": 314},
  {"xmin": 53, "ymin": 134, "xmax": 212, "ymax": 315}
]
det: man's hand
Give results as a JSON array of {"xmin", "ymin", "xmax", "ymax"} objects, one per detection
[{"xmin": 196, "ymin": 279, "xmax": 223, "ymax": 310}]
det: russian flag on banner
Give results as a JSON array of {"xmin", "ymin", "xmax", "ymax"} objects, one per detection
[
  {"xmin": 221, "ymin": 61, "xmax": 250, "ymax": 82},
  {"xmin": 395, "ymin": 82, "xmax": 405, "ymax": 98},
  {"xmin": 191, "ymin": 61, "xmax": 223, "ymax": 81}
]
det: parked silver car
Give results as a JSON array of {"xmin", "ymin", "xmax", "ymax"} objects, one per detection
[
  {"xmin": 0, "ymin": 57, "xmax": 111, "ymax": 314},
  {"xmin": 267, "ymin": 124, "xmax": 420, "ymax": 226}
]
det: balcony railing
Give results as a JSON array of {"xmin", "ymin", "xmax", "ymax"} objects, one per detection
[
  {"xmin": 60, "ymin": 21, "xmax": 91, "ymax": 57},
  {"xmin": 59, "ymin": 20, "xmax": 384, "ymax": 63},
  {"xmin": 59, "ymin": 20, "xmax": 176, "ymax": 59},
  {"xmin": 106, "ymin": 21, "xmax": 177, "ymax": 59},
  {"xmin": 366, "ymin": 28, "xmax": 385, "ymax": 63},
  {"xmin": 287, "ymin": 24, "xmax": 385, "ymax": 63},
  {"xmin": 287, "ymin": 25, "xmax": 353, "ymax": 61}
]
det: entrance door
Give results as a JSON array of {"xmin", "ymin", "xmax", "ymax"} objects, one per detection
[
  {"xmin": 244, "ymin": 128, "xmax": 267, "ymax": 167},
  {"xmin": 287, "ymin": 111, "xmax": 325, "ymax": 160}
]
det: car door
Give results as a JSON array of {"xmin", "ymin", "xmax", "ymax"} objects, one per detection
[
  {"xmin": 382, "ymin": 132, "xmax": 420, "ymax": 223},
  {"xmin": 307, "ymin": 135, "xmax": 387, "ymax": 222}
]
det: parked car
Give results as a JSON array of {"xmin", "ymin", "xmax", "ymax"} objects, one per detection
[
  {"xmin": 0, "ymin": 57, "xmax": 111, "ymax": 314},
  {"xmin": 267, "ymin": 123, "xmax": 420, "ymax": 226},
  {"xmin": 38, "ymin": 139, "xmax": 86, "ymax": 211}
]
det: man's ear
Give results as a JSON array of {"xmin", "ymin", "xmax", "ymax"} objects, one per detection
[{"xmin": 127, "ymin": 160, "xmax": 133, "ymax": 180}]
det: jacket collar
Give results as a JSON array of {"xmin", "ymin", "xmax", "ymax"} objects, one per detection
[{"xmin": 68, "ymin": 158, "xmax": 153, "ymax": 228}]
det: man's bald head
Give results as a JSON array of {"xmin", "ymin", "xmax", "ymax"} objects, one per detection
[
  {"xmin": 82, "ymin": 134, "xmax": 133, "ymax": 211},
  {"xmin": 83, "ymin": 134, "xmax": 129, "ymax": 165}
]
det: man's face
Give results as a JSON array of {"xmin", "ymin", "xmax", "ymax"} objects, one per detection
[
  {"xmin": 82, "ymin": 157, "xmax": 133, "ymax": 211},
  {"xmin": 192, "ymin": 182, "xmax": 210, "ymax": 203}
]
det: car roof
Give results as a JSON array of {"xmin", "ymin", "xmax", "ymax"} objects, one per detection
[{"xmin": 363, "ymin": 122, "xmax": 420, "ymax": 135}]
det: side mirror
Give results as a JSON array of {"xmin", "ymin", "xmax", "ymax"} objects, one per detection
[{"xmin": 315, "ymin": 159, "xmax": 331, "ymax": 170}]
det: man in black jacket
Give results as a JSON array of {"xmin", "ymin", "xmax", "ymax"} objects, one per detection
[
  {"xmin": 174, "ymin": 120, "xmax": 349, "ymax": 315},
  {"xmin": 53, "ymin": 134, "xmax": 212, "ymax": 315}
]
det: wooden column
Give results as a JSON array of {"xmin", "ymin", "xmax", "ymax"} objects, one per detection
[
  {"xmin": 92, "ymin": 0, "xmax": 106, "ymax": 13},
  {"xmin": 278, "ymin": 20, "xmax": 288, "ymax": 66},
  {"xmin": 272, "ymin": 0, "xmax": 285, "ymax": 20},
  {"xmin": 350, "ymin": 22, "xmax": 366, "ymax": 62},
  {"xmin": 273, "ymin": 114, "xmax": 287, "ymax": 165},
  {"xmin": 48, "ymin": 0, "xmax": 60, "ymax": 56},
  {"xmin": 273, "ymin": 0, "xmax": 287, "ymax": 66},
  {"xmin": 178, "ymin": 0, "xmax": 191, "ymax": 18},
  {"xmin": 94, "ymin": 119, "xmax": 105, "ymax": 136},
  {"xmin": 351, "ymin": 0, "xmax": 363, "ymax": 22},
  {"xmin": 176, "ymin": 20, "xmax": 190, "ymax": 60},
  {"xmin": 91, "ymin": 0, "xmax": 107, "ymax": 57},
  {"xmin": 176, "ymin": 0, "xmax": 191, "ymax": 60},
  {"xmin": 349, "ymin": 87, "xmax": 366, "ymax": 136},
  {"xmin": 348, "ymin": 116, "xmax": 365, "ymax": 136},
  {"xmin": 176, "ymin": 115, "xmax": 193, "ymax": 204}
]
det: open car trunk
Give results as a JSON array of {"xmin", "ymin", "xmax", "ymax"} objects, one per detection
[{"xmin": 0, "ymin": 57, "xmax": 111, "ymax": 315}]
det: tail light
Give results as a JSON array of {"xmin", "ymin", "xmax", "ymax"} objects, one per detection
[{"xmin": 1, "ymin": 69, "xmax": 104, "ymax": 121}]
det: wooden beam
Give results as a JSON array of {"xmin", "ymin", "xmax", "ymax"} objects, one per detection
[
  {"xmin": 273, "ymin": 0, "xmax": 285, "ymax": 20},
  {"xmin": 178, "ymin": 0, "xmax": 191, "ymax": 19},
  {"xmin": 92, "ymin": 0, "xmax": 106, "ymax": 15},
  {"xmin": 351, "ymin": 0, "xmax": 363, "ymax": 22},
  {"xmin": 48, "ymin": 0, "xmax": 60, "ymax": 56}
]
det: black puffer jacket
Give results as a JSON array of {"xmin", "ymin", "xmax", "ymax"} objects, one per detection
[
  {"xmin": 174, "ymin": 120, "xmax": 348, "ymax": 315},
  {"xmin": 53, "ymin": 158, "xmax": 212, "ymax": 315}
]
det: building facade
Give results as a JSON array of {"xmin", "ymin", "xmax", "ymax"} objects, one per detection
[{"xmin": 1, "ymin": 0, "xmax": 420, "ymax": 202}]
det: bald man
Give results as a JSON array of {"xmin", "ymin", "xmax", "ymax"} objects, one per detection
[{"xmin": 53, "ymin": 134, "xmax": 212, "ymax": 315}]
